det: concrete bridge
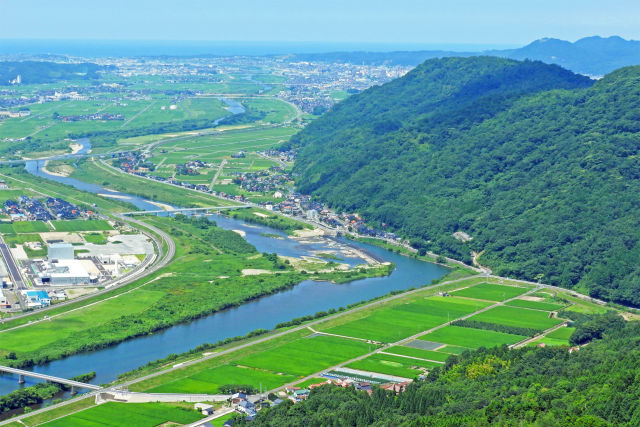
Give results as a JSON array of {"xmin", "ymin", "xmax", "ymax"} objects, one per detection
[
  {"xmin": 121, "ymin": 206, "xmax": 244, "ymax": 216},
  {"xmin": 0, "ymin": 365, "xmax": 101, "ymax": 393}
]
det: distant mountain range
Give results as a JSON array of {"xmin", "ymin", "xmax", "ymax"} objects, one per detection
[{"xmin": 289, "ymin": 36, "xmax": 640, "ymax": 76}]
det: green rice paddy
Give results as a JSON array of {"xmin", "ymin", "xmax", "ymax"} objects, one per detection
[
  {"xmin": 469, "ymin": 306, "xmax": 564, "ymax": 331},
  {"xmin": 451, "ymin": 283, "xmax": 530, "ymax": 301},
  {"xmin": 420, "ymin": 326, "xmax": 526, "ymax": 349}
]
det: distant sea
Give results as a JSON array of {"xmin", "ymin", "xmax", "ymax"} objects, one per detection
[{"xmin": 0, "ymin": 39, "xmax": 518, "ymax": 57}]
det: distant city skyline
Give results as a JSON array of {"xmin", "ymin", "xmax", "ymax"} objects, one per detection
[{"xmin": 1, "ymin": 0, "xmax": 638, "ymax": 45}]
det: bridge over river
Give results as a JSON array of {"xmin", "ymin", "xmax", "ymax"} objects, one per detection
[{"xmin": 0, "ymin": 365, "xmax": 101, "ymax": 392}]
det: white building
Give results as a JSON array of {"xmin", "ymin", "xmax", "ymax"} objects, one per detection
[{"xmin": 39, "ymin": 259, "xmax": 92, "ymax": 285}]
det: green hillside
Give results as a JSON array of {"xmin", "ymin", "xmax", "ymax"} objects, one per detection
[{"xmin": 289, "ymin": 56, "xmax": 640, "ymax": 306}]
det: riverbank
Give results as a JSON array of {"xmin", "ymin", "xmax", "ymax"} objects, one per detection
[{"xmin": 0, "ymin": 215, "xmax": 401, "ymax": 373}]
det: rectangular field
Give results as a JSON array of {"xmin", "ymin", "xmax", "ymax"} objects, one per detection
[
  {"xmin": 419, "ymin": 326, "xmax": 526, "ymax": 349},
  {"xmin": 40, "ymin": 402, "xmax": 203, "ymax": 427},
  {"xmin": 321, "ymin": 296, "xmax": 493, "ymax": 343},
  {"xmin": 50, "ymin": 219, "xmax": 113, "ymax": 232},
  {"xmin": 234, "ymin": 334, "xmax": 375, "ymax": 377},
  {"xmin": 451, "ymin": 283, "xmax": 530, "ymax": 301},
  {"xmin": 346, "ymin": 353, "xmax": 440, "ymax": 379},
  {"xmin": 147, "ymin": 364, "xmax": 298, "ymax": 394},
  {"xmin": 468, "ymin": 306, "xmax": 564, "ymax": 331},
  {"xmin": 384, "ymin": 346, "xmax": 450, "ymax": 362},
  {"xmin": 505, "ymin": 298, "xmax": 566, "ymax": 311}
]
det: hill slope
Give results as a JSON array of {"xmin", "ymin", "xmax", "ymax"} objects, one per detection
[{"xmin": 289, "ymin": 57, "xmax": 640, "ymax": 305}]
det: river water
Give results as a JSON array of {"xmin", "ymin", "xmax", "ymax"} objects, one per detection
[{"xmin": 0, "ymin": 140, "xmax": 448, "ymax": 396}]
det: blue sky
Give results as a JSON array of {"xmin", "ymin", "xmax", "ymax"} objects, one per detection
[{"xmin": 1, "ymin": 0, "xmax": 638, "ymax": 45}]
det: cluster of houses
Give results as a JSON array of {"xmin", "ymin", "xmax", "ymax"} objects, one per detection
[
  {"xmin": 0, "ymin": 109, "xmax": 31, "ymax": 120},
  {"xmin": 55, "ymin": 112, "xmax": 124, "ymax": 122},
  {"xmin": 175, "ymin": 160, "xmax": 210, "ymax": 176},
  {"xmin": 3, "ymin": 196, "xmax": 95, "ymax": 222},
  {"xmin": 234, "ymin": 169, "xmax": 289, "ymax": 193}
]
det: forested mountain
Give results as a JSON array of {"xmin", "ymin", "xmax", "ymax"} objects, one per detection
[
  {"xmin": 290, "ymin": 36, "xmax": 640, "ymax": 75},
  {"xmin": 0, "ymin": 61, "xmax": 104, "ymax": 85},
  {"xmin": 288, "ymin": 56, "xmax": 640, "ymax": 306},
  {"xmin": 236, "ymin": 312, "xmax": 638, "ymax": 426}
]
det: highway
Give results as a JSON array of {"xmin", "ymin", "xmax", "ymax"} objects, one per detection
[{"xmin": 0, "ymin": 235, "xmax": 26, "ymax": 310}]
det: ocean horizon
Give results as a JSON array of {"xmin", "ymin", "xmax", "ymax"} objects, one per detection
[{"xmin": 0, "ymin": 39, "xmax": 518, "ymax": 57}]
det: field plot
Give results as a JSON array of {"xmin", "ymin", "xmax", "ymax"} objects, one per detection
[
  {"xmin": 451, "ymin": 283, "xmax": 530, "ymax": 301},
  {"xmin": 506, "ymin": 298, "xmax": 566, "ymax": 311},
  {"xmin": 40, "ymin": 402, "xmax": 203, "ymax": 427},
  {"xmin": 148, "ymin": 127, "xmax": 296, "ymax": 165},
  {"xmin": 384, "ymin": 346, "xmax": 450, "ymax": 362},
  {"xmin": 147, "ymin": 334, "xmax": 374, "ymax": 394},
  {"xmin": 346, "ymin": 353, "xmax": 440, "ymax": 379},
  {"xmin": 532, "ymin": 327, "xmax": 576, "ymax": 347},
  {"xmin": 437, "ymin": 345, "xmax": 469, "ymax": 355},
  {"xmin": 0, "ymin": 221, "xmax": 51, "ymax": 234},
  {"xmin": 50, "ymin": 219, "xmax": 113, "ymax": 232},
  {"xmin": 149, "ymin": 365, "xmax": 298, "ymax": 394},
  {"xmin": 234, "ymin": 334, "xmax": 375, "ymax": 377},
  {"xmin": 321, "ymin": 296, "xmax": 493, "ymax": 342},
  {"xmin": 469, "ymin": 305, "xmax": 564, "ymax": 331},
  {"xmin": 420, "ymin": 326, "xmax": 526, "ymax": 349}
]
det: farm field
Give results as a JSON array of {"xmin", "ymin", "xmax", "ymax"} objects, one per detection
[
  {"xmin": 321, "ymin": 296, "xmax": 493, "ymax": 342},
  {"xmin": 530, "ymin": 327, "xmax": 576, "ymax": 347},
  {"xmin": 506, "ymin": 298, "xmax": 567, "ymax": 311},
  {"xmin": 50, "ymin": 219, "xmax": 113, "ymax": 232},
  {"xmin": 234, "ymin": 334, "xmax": 376, "ymax": 377},
  {"xmin": 147, "ymin": 127, "xmax": 296, "ymax": 165},
  {"xmin": 148, "ymin": 364, "xmax": 298, "ymax": 394},
  {"xmin": 468, "ymin": 305, "xmax": 564, "ymax": 331},
  {"xmin": 419, "ymin": 326, "xmax": 526, "ymax": 349},
  {"xmin": 0, "ymin": 221, "xmax": 50, "ymax": 234},
  {"xmin": 346, "ymin": 353, "xmax": 441, "ymax": 379},
  {"xmin": 384, "ymin": 346, "xmax": 450, "ymax": 362},
  {"xmin": 451, "ymin": 282, "xmax": 530, "ymax": 301},
  {"xmin": 40, "ymin": 402, "xmax": 203, "ymax": 427},
  {"xmin": 143, "ymin": 334, "xmax": 374, "ymax": 394}
]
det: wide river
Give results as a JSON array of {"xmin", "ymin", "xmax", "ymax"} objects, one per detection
[{"xmin": 0, "ymin": 140, "xmax": 448, "ymax": 396}]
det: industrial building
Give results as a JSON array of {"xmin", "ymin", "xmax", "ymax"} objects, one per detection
[
  {"xmin": 37, "ymin": 259, "xmax": 94, "ymax": 285},
  {"xmin": 23, "ymin": 290, "xmax": 50, "ymax": 309}
]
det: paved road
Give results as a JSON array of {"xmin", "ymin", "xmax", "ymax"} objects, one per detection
[{"xmin": 0, "ymin": 236, "xmax": 25, "ymax": 290}]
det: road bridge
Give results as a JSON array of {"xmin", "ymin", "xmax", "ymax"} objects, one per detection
[
  {"xmin": 0, "ymin": 365, "xmax": 101, "ymax": 392},
  {"xmin": 121, "ymin": 206, "xmax": 244, "ymax": 216}
]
